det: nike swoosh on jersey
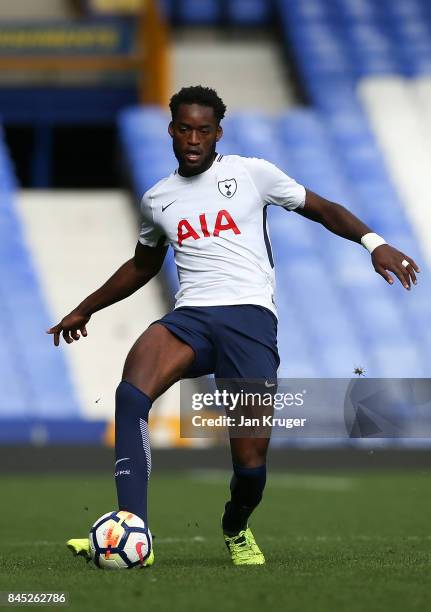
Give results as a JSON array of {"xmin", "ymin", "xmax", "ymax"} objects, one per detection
[
  {"xmin": 162, "ymin": 200, "xmax": 177, "ymax": 212},
  {"xmin": 115, "ymin": 457, "xmax": 130, "ymax": 465}
]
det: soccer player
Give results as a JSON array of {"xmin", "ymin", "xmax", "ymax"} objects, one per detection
[{"xmin": 48, "ymin": 86, "xmax": 419, "ymax": 566}]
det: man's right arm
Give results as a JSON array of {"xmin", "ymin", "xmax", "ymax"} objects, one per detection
[{"xmin": 47, "ymin": 241, "xmax": 168, "ymax": 346}]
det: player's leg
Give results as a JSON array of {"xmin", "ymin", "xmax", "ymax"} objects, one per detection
[
  {"xmin": 221, "ymin": 418, "xmax": 273, "ymax": 566},
  {"xmin": 122, "ymin": 322, "xmax": 196, "ymax": 398},
  {"xmin": 213, "ymin": 305, "xmax": 279, "ymax": 565},
  {"xmin": 67, "ymin": 323, "xmax": 195, "ymax": 562},
  {"xmin": 114, "ymin": 322, "xmax": 195, "ymax": 525},
  {"xmin": 221, "ymin": 413, "xmax": 273, "ymax": 566},
  {"xmin": 222, "ymin": 436, "xmax": 270, "ymax": 536}
]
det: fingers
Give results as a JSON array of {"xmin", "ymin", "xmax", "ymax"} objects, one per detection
[
  {"xmin": 395, "ymin": 264, "xmax": 411, "ymax": 289},
  {"xmin": 384, "ymin": 260, "xmax": 410, "ymax": 289},
  {"xmin": 68, "ymin": 325, "xmax": 89, "ymax": 341},
  {"xmin": 394, "ymin": 253, "xmax": 420, "ymax": 289},
  {"xmin": 405, "ymin": 263, "xmax": 417, "ymax": 286},
  {"xmin": 404, "ymin": 255, "xmax": 420, "ymax": 274},
  {"xmin": 47, "ymin": 318, "xmax": 89, "ymax": 347},
  {"xmin": 62, "ymin": 328, "xmax": 73, "ymax": 344},
  {"xmin": 380, "ymin": 263, "xmax": 410, "ymax": 290},
  {"xmin": 372, "ymin": 245, "xmax": 420, "ymax": 290},
  {"xmin": 46, "ymin": 325, "xmax": 81, "ymax": 345},
  {"xmin": 402, "ymin": 255, "xmax": 419, "ymax": 285},
  {"xmin": 375, "ymin": 266, "xmax": 394, "ymax": 286},
  {"xmin": 46, "ymin": 324, "xmax": 62, "ymax": 347},
  {"xmin": 57, "ymin": 327, "xmax": 82, "ymax": 345}
]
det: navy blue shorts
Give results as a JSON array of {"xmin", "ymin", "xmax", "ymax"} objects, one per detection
[{"xmin": 153, "ymin": 305, "xmax": 280, "ymax": 380}]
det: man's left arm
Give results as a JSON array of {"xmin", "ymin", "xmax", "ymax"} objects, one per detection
[{"xmin": 296, "ymin": 189, "xmax": 420, "ymax": 290}]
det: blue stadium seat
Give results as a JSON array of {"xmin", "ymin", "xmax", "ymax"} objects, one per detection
[
  {"xmin": 269, "ymin": 208, "xmax": 317, "ymax": 257},
  {"xmin": 371, "ymin": 343, "xmax": 426, "ymax": 377},
  {"xmin": 276, "ymin": 307, "xmax": 320, "ymax": 377},
  {"xmin": 0, "ymin": 135, "xmax": 80, "ymax": 419},
  {"xmin": 0, "ymin": 310, "xmax": 29, "ymax": 417},
  {"xmin": 227, "ymin": 0, "xmax": 272, "ymax": 25},
  {"xmin": 334, "ymin": 0, "xmax": 381, "ymax": 21},
  {"xmin": 280, "ymin": 0, "xmax": 334, "ymax": 21},
  {"xmin": 119, "ymin": 106, "xmax": 170, "ymax": 145},
  {"xmin": 177, "ymin": 0, "xmax": 221, "ymax": 24},
  {"xmin": 381, "ymin": 0, "xmax": 426, "ymax": 21},
  {"xmin": 158, "ymin": 0, "xmax": 173, "ymax": 19},
  {"xmin": 278, "ymin": 0, "xmax": 431, "ymax": 85},
  {"xmin": 163, "ymin": 0, "xmax": 273, "ymax": 25},
  {"xmin": 215, "ymin": 138, "xmax": 241, "ymax": 157},
  {"xmin": 162, "ymin": 249, "xmax": 180, "ymax": 294}
]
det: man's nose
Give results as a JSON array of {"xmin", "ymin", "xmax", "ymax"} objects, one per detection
[{"xmin": 188, "ymin": 130, "xmax": 200, "ymax": 145}]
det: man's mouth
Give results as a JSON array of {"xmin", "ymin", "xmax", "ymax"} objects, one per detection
[{"xmin": 184, "ymin": 150, "xmax": 201, "ymax": 163}]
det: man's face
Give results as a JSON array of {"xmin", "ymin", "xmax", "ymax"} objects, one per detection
[{"xmin": 169, "ymin": 103, "xmax": 223, "ymax": 176}]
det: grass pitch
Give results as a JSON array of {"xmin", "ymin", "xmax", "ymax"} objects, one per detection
[{"xmin": 1, "ymin": 470, "xmax": 431, "ymax": 611}]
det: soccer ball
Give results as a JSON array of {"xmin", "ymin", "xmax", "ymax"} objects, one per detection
[{"xmin": 89, "ymin": 510, "xmax": 152, "ymax": 569}]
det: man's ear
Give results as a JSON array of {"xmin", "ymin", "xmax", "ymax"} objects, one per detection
[
  {"xmin": 216, "ymin": 125, "xmax": 223, "ymax": 142},
  {"xmin": 168, "ymin": 122, "xmax": 174, "ymax": 138}
]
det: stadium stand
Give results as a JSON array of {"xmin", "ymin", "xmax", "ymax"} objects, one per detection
[
  {"xmin": 359, "ymin": 78, "xmax": 431, "ymax": 266},
  {"xmin": 226, "ymin": 0, "xmax": 272, "ymax": 25},
  {"xmin": 0, "ymin": 129, "xmax": 81, "ymax": 421},
  {"xmin": 177, "ymin": 0, "xmax": 222, "ymax": 24},
  {"xmin": 161, "ymin": 0, "xmax": 272, "ymax": 24},
  {"xmin": 273, "ymin": 0, "xmax": 431, "ymax": 375},
  {"xmin": 3, "ymin": 0, "xmax": 431, "ymax": 443}
]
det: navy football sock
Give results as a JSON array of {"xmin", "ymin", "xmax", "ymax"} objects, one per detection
[
  {"xmin": 114, "ymin": 380, "xmax": 152, "ymax": 525},
  {"xmin": 222, "ymin": 463, "xmax": 267, "ymax": 536}
]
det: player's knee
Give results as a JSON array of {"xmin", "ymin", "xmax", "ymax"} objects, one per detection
[
  {"xmin": 121, "ymin": 367, "xmax": 143, "ymax": 391},
  {"xmin": 122, "ymin": 343, "xmax": 143, "ymax": 381},
  {"xmin": 122, "ymin": 343, "xmax": 153, "ymax": 396},
  {"xmin": 235, "ymin": 456, "xmax": 266, "ymax": 469},
  {"xmin": 233, "ymin": 445, "xmax": 268, "ymax": 468},
  {"xmin": 115, "ymin": 380, "xmax": 152, "ymax": 419}
]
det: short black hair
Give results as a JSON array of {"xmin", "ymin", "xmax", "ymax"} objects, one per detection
[{"xmin": 169, "ymin": 86, "xmax": 227, "ymax": 124}]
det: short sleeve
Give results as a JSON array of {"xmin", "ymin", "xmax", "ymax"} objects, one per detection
[
  {"xmin": 242, "ymin": 157, "xmax": 306, "ymax": 210},
  {"xmin": 139, "ymin": 194, "xmax": 169, "ymax": 247}
]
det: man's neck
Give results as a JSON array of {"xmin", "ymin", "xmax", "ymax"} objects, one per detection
[{"xmin": 178, "ymin": 152, "xmax": 217, "ymax": 177}]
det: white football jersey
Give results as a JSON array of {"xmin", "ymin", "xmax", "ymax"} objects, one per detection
[{"xmin": 138, "ymin": 154, "xmax": 306, "ymax": 317}]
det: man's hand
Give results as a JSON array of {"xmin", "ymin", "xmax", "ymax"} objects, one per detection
[
  {"xmin": 47, "ymin": 309, "xmax": 91, "ymax": 346},
  {"xmin": 45, "ymin": 242, "xmax": 167, "ymax": 347},
  {"xmin": 371, "ymin": 244, "xmax": 420, "ymax": 290}
]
